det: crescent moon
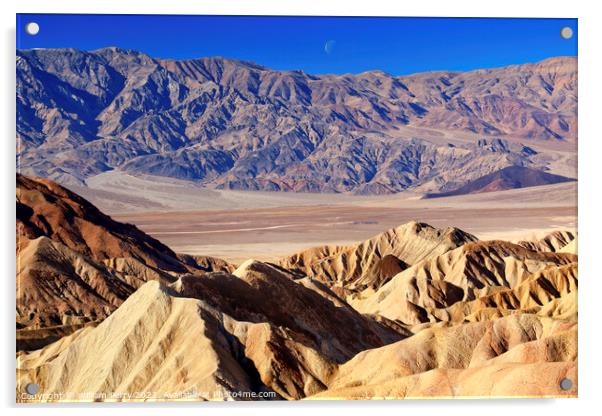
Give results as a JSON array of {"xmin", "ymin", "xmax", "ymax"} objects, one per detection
[{"xmin": 324, "ymin": 40, "xmax": 336, "ymax": 54}]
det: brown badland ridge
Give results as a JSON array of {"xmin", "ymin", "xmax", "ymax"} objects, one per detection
[
  {"xmin": 16, "ymin": 174, "xmax": 234, "ymax": 343},
  {"xmin": 17, "ymin": 173, "xmax": 186, "ymax": 272}
]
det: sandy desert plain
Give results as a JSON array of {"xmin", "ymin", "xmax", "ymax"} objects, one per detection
[{"xmin": 74, "ymin": 171, "xmax": 577, "ymax": 263}]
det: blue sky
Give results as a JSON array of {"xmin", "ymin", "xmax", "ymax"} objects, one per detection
[{"xmin": 16, "ymin": 14, "xmax": 577, "ymax": 75}]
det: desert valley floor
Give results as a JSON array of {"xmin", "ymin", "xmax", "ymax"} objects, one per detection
[{"xmin": 74, "ymin": 173, "xmax": 577, "ymax": 263}]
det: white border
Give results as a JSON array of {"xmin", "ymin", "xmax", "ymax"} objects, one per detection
[{"xmin": 2, "ymin": 1, "xmax": 600, "ymax": 415}]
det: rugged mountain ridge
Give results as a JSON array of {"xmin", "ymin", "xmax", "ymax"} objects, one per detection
[{"xmin": 17, "ymin": 48, "xmax": 577, "ymax": 194}]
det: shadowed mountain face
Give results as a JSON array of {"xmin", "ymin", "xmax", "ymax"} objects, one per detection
[
  {"xmin": 425, "ymin": 166, "xmax": 575, "ymax": 198},
  {"xmin": 17, "ymin": 48, "xmax": 577, "ymax": 194}
]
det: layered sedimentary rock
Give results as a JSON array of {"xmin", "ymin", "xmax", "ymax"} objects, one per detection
[
  {"xmin": 517, "ymin": 230, "xmax": 576, "ymax": 253},
  {"xmin": 16, "ymin": 176, "xmax": 578, "ymax": 401},
  {"xmin": 309, "ymin": 313, "xmax": 577, "ymax": 399}
]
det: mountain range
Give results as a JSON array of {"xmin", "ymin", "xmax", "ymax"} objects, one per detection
[{"xmin": 17, "ymin": 48, "xmax": 577, "ymax": 195}]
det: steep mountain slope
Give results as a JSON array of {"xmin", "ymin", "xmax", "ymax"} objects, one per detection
[
  {"xmin": 17, "ymin": 236, "xmax": 136, "ymax": 330},
  {"xmin": 17, "ymin": 48, "xmax": 577, "ymax": 194},
  {"xmin": 403, "ymin": 57, "xmax": 577, "ymax": 140},
  {"xmin": 18, "ymin": 282, "xmax": 264, "ymax": 401}
]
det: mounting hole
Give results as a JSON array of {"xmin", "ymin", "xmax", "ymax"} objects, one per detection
[
  {"xmin": 25, "ymin": 22, "xmax": 40, "ymax": 36},
  {"xmin": 25, "ymin": 383, "xmax": 40, "ymax": 395},
  {"xmin": 560, "ymin": 27, "xmax": 573, "ymax": 40},
  {"xmin": 559, "ymin": 378, "xmax": 573, "ymax": 391}
]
